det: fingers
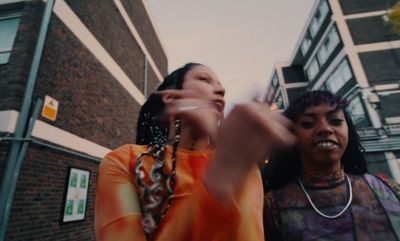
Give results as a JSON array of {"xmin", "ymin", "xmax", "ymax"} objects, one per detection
[
  {"xmin": 164, "ymin": 99, "xmax": 216, "ymax": 115},
  {"xmin": 228, "ymin": 101, "xmax": 297, "ymax": 149},
  {"xmin": 266, "ymin": 110, "xmax": 294, "ymax": 131},
  {"xmin": 260, "ymin": 114, "xmax": 297, "ymax": 149},
  {"xmin": 248, "ymin": 100, "xmax": 294, "ymax": 131},
  {"xmin": 157, "ymin": 89, "xmax": 202, "ymax": 101}
]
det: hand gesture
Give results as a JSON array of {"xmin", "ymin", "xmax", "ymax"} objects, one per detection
[
  {"xmin": 158, "ymin": 89, "xmax": 223, "ymax": 144},
  {"xmin": 204, "ymin": 101, "xmax": 297, "ymax": 201}
]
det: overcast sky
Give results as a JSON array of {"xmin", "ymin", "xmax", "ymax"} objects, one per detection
[{"xmin": 145, "ymin": 0, "xmax": 317, "ymax": 111}]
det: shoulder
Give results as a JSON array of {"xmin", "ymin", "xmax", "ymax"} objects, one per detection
[
  {"xmin": 105, "ymin": 144, "xmax": 147, "ymax": 160},
  {"xmin": 100, "ymin": 144, "xmax": 148, "ymax": 173},
  {"xmin": 363, "ymin": 173, "xmax": 400, "ymax": 198}
]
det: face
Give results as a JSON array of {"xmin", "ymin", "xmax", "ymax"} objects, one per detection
[
  {"xmin": 293, "ymin": 103, "xmax": 349, "ymax": 171},
  {"xmin": 182, "ymin": 65, "xmax": 225, "ymax": 114}
]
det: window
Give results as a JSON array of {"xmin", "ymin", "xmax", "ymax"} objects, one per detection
[
  {"xmin": 301, "ymin": 33, "xmax": 312, "ymax": 56},
  {"xmin": 306, "ymin": 58, "xmax": 320, "ymax": 81},
  {"xmin": 271, "ymin": 74, "xmax": 279, "ymax": 88},
  {"xmin": 319, "ymin": 84, "xmax": 328, "ymax": 91},
  {"xmin": 326, "ymin": 59, "xmax": 352, "ymax": 92},
  {"xmin": 348, "ymin": 96, "xmax": 369, "ymax": 127},
  {"xmin": 309, "ymin": 0, "xmax": 329, "ymax": 37},
  {"xmin": 317, "ymin": 27, "xmax": 340, "ymax": 65},
  {"xmin": 0, "ymin": 15, "xmax": 20, "ymax": 64}
]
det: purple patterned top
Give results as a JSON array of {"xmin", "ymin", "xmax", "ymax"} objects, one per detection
[{"xmin": 264, "ymin": 171, "xmax": 400, "ymax": 241}]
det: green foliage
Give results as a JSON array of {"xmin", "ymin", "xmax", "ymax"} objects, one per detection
[{"xmin": 388, "ymin": 2, "xmax": 400, "ymax": 33}]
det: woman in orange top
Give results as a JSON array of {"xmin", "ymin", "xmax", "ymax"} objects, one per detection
[{"xmin": 95, "ymin": 63, "xmax": 295, "ymax": 240}]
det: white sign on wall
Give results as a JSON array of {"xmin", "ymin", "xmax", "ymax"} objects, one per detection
[
  {"xmin": 61, "ymin": 167, "xmax": 90, "ymax": 223},
  {"xmin": 41, "ymin": 95, "xmax": 59, "ymax": 121}
]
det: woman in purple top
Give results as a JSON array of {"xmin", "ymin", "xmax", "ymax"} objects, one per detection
[{"xmin": 263, "ymin": 91, "xmax": 400, "ymax": 241}]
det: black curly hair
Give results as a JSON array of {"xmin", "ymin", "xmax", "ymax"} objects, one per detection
[
  {"xmin": 262, "ymin": 90, "xmax": 367, "ymax": 191},
  {"xmin": 134, "ymin": 63, "xmax": 201, "ymax": 238},
  {"xmin": 136, "ymin": 63, "xmax": 201, "ymax": 145}
]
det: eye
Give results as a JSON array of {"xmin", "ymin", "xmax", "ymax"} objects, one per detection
[
  {"xmin": 299, "ymin": 120, "xmax": 315, "ymax": 129},
  {"xmin": 329, "ymin": 118, "xmax": 344, "ymax": 126},
  {"xmin": 198, "ymin": 76, "xmax": 210, "ymax": 83}
]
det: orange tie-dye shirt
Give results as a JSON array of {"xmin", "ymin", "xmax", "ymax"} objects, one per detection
[{"xmin": 95, "ymin": 144, "xmax": 264, "ymax": 241}]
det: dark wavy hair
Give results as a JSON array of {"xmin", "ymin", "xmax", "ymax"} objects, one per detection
[
  {"xmin": 136, "ymin": 63, "xmax": 201, "ymax": 145},
  {"xmin": 262, "ymin": 90, "xmax": 367, "ymax": 191}
]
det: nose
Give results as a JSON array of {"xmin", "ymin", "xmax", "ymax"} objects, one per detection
[
  {"xmin": 316, "ymin": 119, "xmax": 333, "ymax": 136},
  {"xmin": 214, "ymin": 84, "xmax": 225, "ymax": 97}
]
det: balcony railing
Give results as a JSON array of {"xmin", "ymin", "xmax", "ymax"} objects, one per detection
[
  {"xmin": 358, "ymin": 124, "xmax": 400, "ymax": 152},
  {"xmin": 358, "ymin": 124, "xmax": 400, "ymax": 140}
]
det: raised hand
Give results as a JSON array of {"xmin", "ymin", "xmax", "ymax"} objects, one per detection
[
  {"xmin": 204, "ymin": 101, "xmax": 297, "ymax": 201},
  {"xmin": 158, "ymin": 89, "xmax": 223, "ymax": 145}
]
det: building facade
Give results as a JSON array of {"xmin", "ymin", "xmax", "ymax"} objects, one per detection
[
  {"xmin": 0, "ymin": 0, "xmax": 167, "ymax": 240},
  {"xmin": 266, "ymin": 0, "xmax": 400, "ymax": 181}
]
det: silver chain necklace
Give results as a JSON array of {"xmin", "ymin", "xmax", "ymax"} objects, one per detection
[{"xmin": 298, "ymin": 174, "xmax": 353, "ymax": 219}]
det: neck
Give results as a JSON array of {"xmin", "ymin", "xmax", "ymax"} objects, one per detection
[
  {"xmin": 301, "ymin": 162, "xmax": 344, "ymax": 188},
  {"xmin": 301, "ymin": 159, "xmax": 341, "ymax": 174},
  {"xmin": 168, "ymin": 119, "xmax": 210, "ymax": 151}
]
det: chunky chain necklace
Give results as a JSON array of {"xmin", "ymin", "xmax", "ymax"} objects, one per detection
[
  {"xmin": 299, "ymin": 174, "xmax": 353, "ymax": 219},
  {"xmin": 135, "ymin": 119, "xmax": 181, "ymax": 238}
]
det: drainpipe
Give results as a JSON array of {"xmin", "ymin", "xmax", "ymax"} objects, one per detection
[{"xmin": 0, "ymin": 0, "xmax": 54, "ymax": 240}]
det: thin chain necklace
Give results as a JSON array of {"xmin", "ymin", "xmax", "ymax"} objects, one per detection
[{"xmin": 299, "ymin": 174, "xmax": 353, "ymax": 219}]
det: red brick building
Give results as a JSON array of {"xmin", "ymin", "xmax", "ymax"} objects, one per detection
[{"xmin": 0, "ymin": 0, "xmax": 167, "ymax": 239}]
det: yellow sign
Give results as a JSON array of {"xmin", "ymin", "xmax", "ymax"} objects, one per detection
[{"xmin": 41, "ymin": 95, "xmax": 59, "ymax": 121}]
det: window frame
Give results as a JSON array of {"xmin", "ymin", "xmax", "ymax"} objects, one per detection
[
  {"xmin": 309, "ymin": 0, "xmax": 330, "ymax": 37},
  {"xmin": 0, "ymin": 12, "xmax": 21, "ymax": 65},
  {"xmin": 316, "ymin": 26, "xmax": 340, "ymax": 66},
  {"xmin": 300, "ymin": 32, "xmax": 312, "ymax": 56},
  {"xmin": 306, "ymin": 57, "xmax": 320, "ymax": 81},
  {"xmin": 347, "ymin": 95, "xmax": 369, "ymax": 128},
  {"xmin": 325, "ymin": 58, "xmax": 353, "ymax": 93}
]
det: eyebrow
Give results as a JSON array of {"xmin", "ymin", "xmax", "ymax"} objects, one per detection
[
  {"xmin": 196, "ymin": 72, "xmax": 211, "ymax": 79},
  {"xmin": 301, "ymin": 109, "xmax": 343, "ymax": 118},
  {"xmin": 197, "ymin": 72, "xmax": 221, "ymax": 84}
]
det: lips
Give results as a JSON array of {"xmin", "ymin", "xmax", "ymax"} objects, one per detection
[
  {"xmin": 213, "ymin": 99, "xmax": 225, "ymax": 113},
  {"xmin": 313, "ymin": 140, "xmax": 339, "ymax": 150}
]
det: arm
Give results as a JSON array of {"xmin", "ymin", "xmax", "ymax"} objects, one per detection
[
  {"xmin": 191, "ymin": 166, "xmax": 264, "ymax": 241},
  {"xmin": 94, "ymin": 145, "xmax": 147, "ymax": 241},
  {"xmin": 204, "ymin": 102, "xmax": 296, "ymax": 201}
]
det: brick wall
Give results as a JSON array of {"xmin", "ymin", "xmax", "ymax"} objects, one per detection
[
  {"xmin": 6, "ymin": 144, "xmax": 98, "ymax": 241},
  {"xmin": 121, "ymin": 0, "xmax": 168, "ymax": 75},
  {"xmin": 64, "ymin": 0, "xmax": 168, "ymax": 92},
  {"xmin": 33, "ymin": 15, "xmax": 140, "ymax": 149},
  {"xmin": 147, "ymin": 63, "xmax": 161, "ymax": 97},
  {"xmin": 0, "ymin": 2, "xmax": 43, "ymax": 111},
  {"xmin": 2, "ymin": 0, "xmax": 168, "ymax": 239},
  {"xmin": 0, "ymin": 142, "xmax": 10, "ymax": 181}
]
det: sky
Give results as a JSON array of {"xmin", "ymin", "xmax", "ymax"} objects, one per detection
[{"xmin": 145, "ymin": 0, "xmax": 317, "ymax": 111}]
